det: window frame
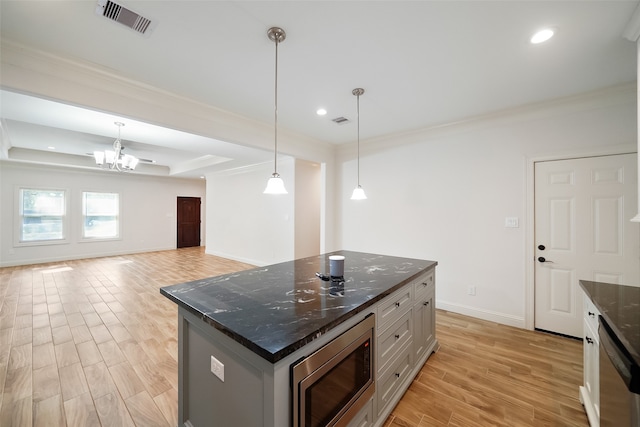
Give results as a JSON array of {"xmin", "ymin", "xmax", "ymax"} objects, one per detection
[
  {"xmin": 80, "ymin": 190, "xmax": 121, "ymax": 242},
  {"xmin": 15, "ymin": 186, "xmax": 70, "ymax": 246}
]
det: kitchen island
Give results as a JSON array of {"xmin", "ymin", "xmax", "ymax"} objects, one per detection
[{"xmin": 160, "ymin": 250, "xmax": 438, "ymax": 427}]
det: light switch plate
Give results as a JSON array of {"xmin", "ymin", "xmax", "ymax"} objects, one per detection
[
  {"xmin": 505, "ymin": 217, "xmax": 519, "ymax": 228},
  {"xmin": 211, "ymin": 355, "xmax": 224, "ymax": 382}
]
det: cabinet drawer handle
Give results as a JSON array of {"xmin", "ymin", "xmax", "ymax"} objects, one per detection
[
  {"xmin": 395, "ymin": 334, "xmax": 400, "ymax": 339},
  {"xmin": 423, "ymin": 301, "xmax": 429, "ymax": 306},
  {"xmin": 395, "ymin": 302, "xmax": 401, "ymax": 308},
  {"xmin": 588, "ymin": 311, "xmax": 595, "ymax": 317},
  {"xmin": 585, "ymin": 336, "xmax": 594, "ymax": 344},
  {"xmin": 395, "ymin": 373, "xmax": 400, "ymax": 378},
  {"xmin": 422, "ymin": 282, "xmax": 428, "ymax": 287}
]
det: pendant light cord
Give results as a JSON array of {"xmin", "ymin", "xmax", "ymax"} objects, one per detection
[
  {"xmin": 352, "ymin": 88, "xmax": 364, "ymax": 187},
  {"xmin": 350, "ymin": 88, "xmax": 366, "ymax": 200},
  {"xmin": 356, "ymin": 92, "xmax": 360, "ymax": 187},
  {"xmin": 273, "ymin": 35, "xmax": 279, "ymax": 175}
]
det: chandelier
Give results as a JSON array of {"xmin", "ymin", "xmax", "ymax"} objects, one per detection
[{"xmin": 94, "ymin": 122, "xmax": 139, "ymax": 171}]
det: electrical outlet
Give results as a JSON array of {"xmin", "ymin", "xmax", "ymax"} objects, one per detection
[
  {"xmin": 210, "ymin": 355, "xmax": 224, "ymax": 382},
  {"xmin": 467, "ymin": 286, "xmax": 476, "ymax": 296}
]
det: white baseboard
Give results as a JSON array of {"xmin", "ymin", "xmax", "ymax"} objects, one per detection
[
  {"xmin": 579, "ymin": 386, "xmax": 599, "ymax": 427},
  {"xmin": 436, "ymin": 300, "xmax": 526, "ymax": 329},
  {"xmin": 0, "ymin": 246, "xmax": 174, "ymax": 268},
  {"xmin": 204, "ymin": 249, "xmax": 265, "ymax": 267}
]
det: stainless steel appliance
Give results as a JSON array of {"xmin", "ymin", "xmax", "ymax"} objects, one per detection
[
  {"xmin": 598, "ymin": 316, "xmax": 640, "ymax": 426},
  {"xmin": 291, "ymin": 314, "xmax": 375, "ymax": 427}
]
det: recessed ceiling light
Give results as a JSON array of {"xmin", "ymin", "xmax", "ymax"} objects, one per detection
[
  {"xmin": 531, "ymin": 28, "xmax": 555, "ymax": 44},
  {"xmin": 316, "ymin": 108, "xmax": 327, "ymax": 116},
  {"xmin": 48, "ymin": 146, "xmax": 55, "ymax": 150}
]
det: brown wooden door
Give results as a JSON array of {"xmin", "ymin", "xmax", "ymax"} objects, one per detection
[{"xmin": 177, "ymin": 197, "xmax": 201, "ymax": 248}]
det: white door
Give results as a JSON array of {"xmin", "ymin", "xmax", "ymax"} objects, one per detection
[{"xmin": 534, "ymin": 153, "xmax": 639, "ymax": 338}]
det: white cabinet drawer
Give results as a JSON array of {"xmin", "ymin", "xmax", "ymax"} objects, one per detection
[
  {"xmin": 584, "ymin": 295, "xmax": 599, "ymax": 334},
  {"xmin": 413, "ymin": 269, "xmax": 435, "ymax": 300},
  {"xmin": 377, "ymin": 310, "xmax": 413, "ymax": 373},
  {"xmin": 377, "ymin": 342, "xmax": 412, "ymax": 416},
  {"xmin": 377, "ymin": 286, "xmax": 412, "ymax": 330}
]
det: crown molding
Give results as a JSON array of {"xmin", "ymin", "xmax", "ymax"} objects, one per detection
[
  {"xmin": 0, "ymin": 39, "xmax": 334, "ymax": 164},
  {"xmin": 337, "ymin": 81, "xmax": 636, "ymax": 158}
]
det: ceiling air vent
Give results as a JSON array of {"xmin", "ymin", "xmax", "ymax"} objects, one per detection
[
  {"xmin": 332, "ymin": 117, "xmax": 350, "ymax": 125},
  {"xmin": 95, "ymin": 0, "xmax": 156, "ymax": 36}
]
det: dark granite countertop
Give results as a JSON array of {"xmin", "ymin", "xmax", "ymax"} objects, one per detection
[
  {"xmin": 160, "ymin": 250, "xmax": 437, "ymax": 363},
  {"xmin": 579, "ymin": 280, "xmax": 640, "ymax": 367}
]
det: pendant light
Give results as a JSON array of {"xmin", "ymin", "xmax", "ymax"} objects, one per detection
[
  {"xmin": 351, "ymin": 88, "xmax": 367, "ymax": 200},
  {"xmin": 263, "ymin": 27, "xmax": 288, "ymax": 194}
]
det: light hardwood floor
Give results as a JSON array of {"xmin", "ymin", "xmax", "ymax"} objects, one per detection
[
  {"xmin": 0, "ymin": 248, "xmax": 588, "ymax": 426},
  {"xmin": 384, "ymin": 310, "xmax": 588, "ymax": 426}
]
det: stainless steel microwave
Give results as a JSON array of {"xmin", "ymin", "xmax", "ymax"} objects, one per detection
[{"xmin": 291, "ymin": 314, "xmax": 375, "ymax": 427}]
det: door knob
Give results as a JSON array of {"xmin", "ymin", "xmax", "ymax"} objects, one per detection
[
  {"xmin": 538, "ymin": 244, "xmax": 546, "ymax": 250},
  {"xmin": 538, "ymin": 257, "xmax": 554, "ymax": 263}
]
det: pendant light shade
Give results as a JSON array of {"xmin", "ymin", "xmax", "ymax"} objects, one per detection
[
  {"xmin": 264, "ymin": 27, "xmax": 288, "ymax": 195},
  {"xmin": 350, "ymin": 88, "xmax": 367, "ymax": 200},
  {"xmin": 264, "ymin": 173, "xmax": 287, "ymax": 194},
  {"xmin": 351, "ymin": 186, "xmax": 367, "ymax": 200}
]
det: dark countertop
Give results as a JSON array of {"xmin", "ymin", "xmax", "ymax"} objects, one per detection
[
  {"xmin": 160, "ymin": 250, "xmax": 437, "ymax": 364},
  {"xmin": 579, "ymin": 280, "xmax": 640, "ymax": 367}
]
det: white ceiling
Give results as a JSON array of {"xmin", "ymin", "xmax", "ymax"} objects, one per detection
[{"xmin": 0, "ymin": 0, "xmax": 638, "ymax": 178}]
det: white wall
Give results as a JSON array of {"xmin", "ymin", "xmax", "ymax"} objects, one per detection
[
  {"xmin": 0, "ymin": 41, "xmax": 339, "ymax": 255},
  {"xmin": 1, "ymin": 42, "xmax": 637, "ymax": 330},
  {"xmin": 294, "ymin": 159, "xmax": 321, "ymax": 259},
  {"xmin": 0, "ymin": 162, "xmax": 206, "ymax": 267},
  {"xmin": 336, "ymin": 84, "xmax": 637, "ymax": 327},
  {"xmin": 205, "ymin": 158, "xmax": 296, "ymax": 266}
]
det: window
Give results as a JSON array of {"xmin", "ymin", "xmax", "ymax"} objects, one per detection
[
  {"xmin": 19, "ymin": 188, "xmax": 66, "ymax": 242},
  {"xmin": 82, "ymin": 192, "xmax": 119, "ymax": 239}
]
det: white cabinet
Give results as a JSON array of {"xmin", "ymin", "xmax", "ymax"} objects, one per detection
[
  {"xmin": 376, "ymin": 343, "xmax": 413, "ymax": 416},
  {"xmin": 374, "ymin": 268, "xmax": 438, "ymax": 424},
  {"xmin": 348, "ymin": 267, "xmax": 437, "ymax": 427},
  {"xmin": 580, "ymin": 293, "xmax": 600, "ymax": 427},
  {"xmin": 377, "ymin": 286, "xmax": 412, "ymax": 328},
  {"xmin": 378, "ymin": 310, "xmax": 413, "ymax": 373},
  {"xmin": 413, "ymin": 270, "xmax": 435, "ymax": 361}
]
